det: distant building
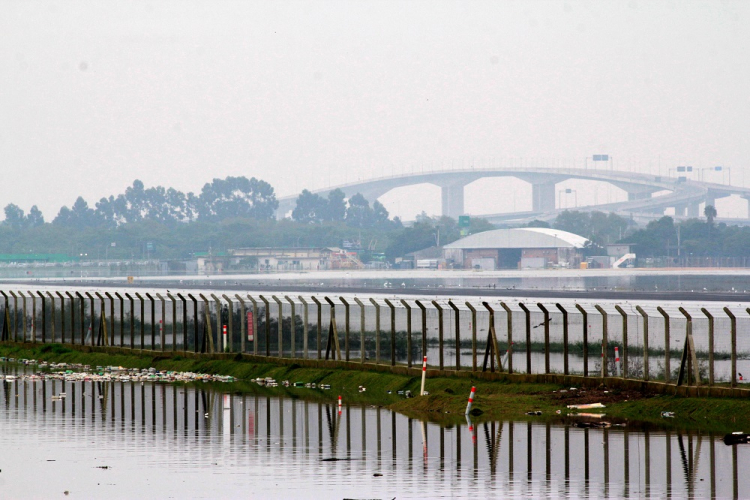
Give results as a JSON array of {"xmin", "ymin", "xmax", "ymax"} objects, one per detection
[
  {"xmin": 443, "ymin": 228, "xmax": 588, "ymax": 270},
  {"xmin": 196, "ymin": 247, "xmax": 364, "ymax": 273}
]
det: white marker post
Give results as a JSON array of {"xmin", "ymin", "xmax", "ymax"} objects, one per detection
[
  {"xmin": 465, "ymin": 386, "xmax": 476, "ymax": 415},
  {"xmin": 222, "ymin": 325, "xmax": 227, "ymax": 351},
  {"xmin": 420, "ymin": 356, "xmax": 428, "ymax": 395}
]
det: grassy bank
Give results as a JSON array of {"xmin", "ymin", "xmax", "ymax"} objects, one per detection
[{"xmin": 1, "ymin": 343, "xmax": 749, "ymax": 434}]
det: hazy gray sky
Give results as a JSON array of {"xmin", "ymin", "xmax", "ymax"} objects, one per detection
[{"xmin": 2, "ymin": 0, "xmax": 749, "ymax": 220}]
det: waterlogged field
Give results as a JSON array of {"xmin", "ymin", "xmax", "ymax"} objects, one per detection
[{"xmin": 1, "ymin": 361, "xmax": 750, "ymax": 499}]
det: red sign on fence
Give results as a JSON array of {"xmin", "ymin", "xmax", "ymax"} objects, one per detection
[{"xmin": 247, "ymin": 311, "xmax": 254, "ymax": 341}]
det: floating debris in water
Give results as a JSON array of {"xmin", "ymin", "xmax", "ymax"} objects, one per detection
[
  {"xmin": 1, "ymin": 358, "xmax": 235, "ymax": 384},
  {"xmin": 661, "ymin": 411, "xmax": 676, "ymax": 418}
]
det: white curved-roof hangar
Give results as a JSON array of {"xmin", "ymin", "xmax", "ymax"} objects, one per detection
[{"xmin": 443, "ymin": 228, "xmax": 588, "ymax": 249}]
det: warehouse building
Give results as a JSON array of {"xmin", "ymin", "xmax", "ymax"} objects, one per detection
[{"xmin": 442, "ymin": 227, "xmax": 588, "ymax": 270}]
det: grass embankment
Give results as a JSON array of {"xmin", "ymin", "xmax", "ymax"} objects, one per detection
[{"xmin": 1, "ymin": 343, "xmax": 749, "ymax": 434}]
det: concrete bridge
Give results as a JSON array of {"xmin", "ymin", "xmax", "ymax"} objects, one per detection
[{"xmin": 276, "ymin": 167, "xmax": 750, "ymax": 223}]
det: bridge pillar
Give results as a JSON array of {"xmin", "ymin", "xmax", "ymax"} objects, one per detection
[
  {"xmin": 687, "ymin": 203, "xmax": 700, "ymax": 218},
  {"xmin": 441, "ymin": 184, "xmax": 465, "ymax": 219},
  {"xmin": 674, "ymin": 204, "xmax": 687, "ymax": 217},
  {"xmin": 532, "ymin": 182, "xmax": 556, "ymax": 212}
]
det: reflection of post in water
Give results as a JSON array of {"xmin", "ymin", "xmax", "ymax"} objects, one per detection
[
  {"xmin": 407, "ymin": 418, "xmax": 413, "ymax": 472},
  {"xmin": 603, "ymin": 428, "xmax": 610, "ymax": 497},
  {"xmin": 709, "ymin": 432, "xmax": 716, "ymax": 499},
  {"xmin": 545, "ymin": 422, "xmax": 551, "ymax": 480},
  {"xmin": 482, "ymin": 421, "xmax": 502, "ymax": 476},
  {"xmin": 623, "ymin": 428, "xmax": 630, "ymax": 498},
  {"xmin": 420, "ymin": 420, "xmax": 427, "ymax": 470},
  {"xmin": 564, "ymin": 426, "xmax": 569, "ymax": 491},
  {"xmin": 644, "ymin": 428, "xmax": 651, "ymax": 498},
  {"xmin": 526, "ymin": 422, "xmax": 532, "ymax": 482},
  {"xmin": 360, "ymin": 406, "xmax": 365, "ymax": 456},
  {"xmin": 733, "ymin": 440, "xmax": 739, "ymax": 500},
  {"xmin": 345, "ymin": 403, "xmax": 350, "ymax": 456},
  {"xmin": 666, "ymin": 429, "xmax": 672, "ymax": 496},
  {"xmin": 439, "ymin": 426, "xmax": 445, "ymax": 471},
  {"xmin": 324, "ymin": 403, "xmax": 342, "ymax": 456},
  {"xmin": 317, "ymin": 403, "xmax": 322, "ymax": 455},
  {"xmin": 584, "ymin": 428, "xmax": 589, "ymax": 486},
  {"xmin": 377, "ymin": 407, "xmax": 382, "ymax": 464},
  {"xmin": 292, "ymin": 397, "xmax": 297, "ymax": 453},
  {"xmin": 279, "ymin": 398, "xmax": 284, "ymax": 450},
  {"xmin": 304, "ymin": 400, "xmax": 310, "ymax": 454},
  {"xmin": 392, "ymin": 412, "xmax": 397, "ymax": 465}
]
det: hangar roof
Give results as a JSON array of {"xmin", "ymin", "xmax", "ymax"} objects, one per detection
[{"xmin": 443, "ymin": 227, "xmax": 588, "ymax": 250}]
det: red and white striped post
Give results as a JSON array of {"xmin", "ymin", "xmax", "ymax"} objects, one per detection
[
  {"xmin": 420, "ymin": 356, "xmax": 428, "ymax": 395},
  {"xmin": 614, "ymin": 346, "xmax": 621, "ymax": 377},
  {"xmin": 465, "ymin": 386, "xmax": 476, "ymax": 415},
  {"xmin": 338, "ymin": 395, "xmax": 342, "ymax": 415},
  {"xmin": 222, "ymin": 324, "xmax": 227, "ymax": 351}
]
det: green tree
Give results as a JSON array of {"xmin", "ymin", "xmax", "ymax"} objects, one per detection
[
  {"xmin": 345, "ymin": 193, "xmax": 374, "ymax": 228},
  {"xmin": 323, "ymin": 189, "xmax": 346, "ymax": 222},
  {"xmin": 292, "ymin": 189, "xmax": 328, "ymax": 224},
  {"xmin": 3, "ymin": 203, "xmax": 26, "ymax": 229},
  {"xmin": 26, "ymin": 205, "xmax": 44, "ymax": 228},
  {"xmin": 197, "ymin": 176, "xmax": 278, "ymax": 221}
]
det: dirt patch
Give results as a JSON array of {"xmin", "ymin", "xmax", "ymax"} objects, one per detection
[{"xmin": 546, "ymin": 386, "xmax": 649, "ymax": 405}]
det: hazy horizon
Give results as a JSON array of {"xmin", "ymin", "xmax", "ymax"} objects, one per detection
[{"xmin": 3, "ymin": 0, "xmax": 749, "ymax": 221}]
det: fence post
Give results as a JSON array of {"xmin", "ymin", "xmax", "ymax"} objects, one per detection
[
  {"xmin": 176, "ymin": 293, "xmax": 188, "ymax": 351},
  {"xmin": 235, "ymin": 295, "xmax": 246, "ymax": 354},
  {"xmin": 135, "ymin": 293, "xmax": 145, "ymax": 350},
  {"xmin": 311, "ymin": 297, "xmax": 322, "ymax": 359},
  {"xmin": 167, "ymin": 293, "xmax": 178, "ymax": 351},
  {"xmin": 273, "ymin": 295, "xmax": 284, "ymax": 357},
  {"xmin": 198, "ymin": 293, "xmax": 214, "ymax": 353},
  {"xmin": 465, "ymin": 302, "xmax": 478, "ymax": 372},
  {"xmin": 657, "ymin": 307, "xmax": 671, "ymax": 383},
  {"xmin": 369, "ymin": 298, "xmax": 381, "ymax": 364},
  {"xmin": 30, "ymin": 291, "xmax": 36, "ymax": 343},
  {"xmin": 0, "ymin": 291, "xmax": 8, "ymax": 341},
  {"xmin": 298, "ymin": 296, "xmax": 309, "ymax": 359},
  {"xmin": 555, "ymin": 303, "xmax": 569, "ymax": 375},
  {"xmin": 36, "ymin": 291, "xmax": 46, "ymax": 343},
  {"xmin": 636, "ymin": 306, "xmax": 649, "ymax": 382},
  {"xmin": 449, "ymin": 300, "xmax": 461, "ymax": 371},
  {"xmin": 324, "ymin": 296, "xmax": 342, "ymax": 360},
  {"xmin": 211, "ymin": 294, "xmax": 224, "ymax": 353},
  {"xmin": 594, "ymin": 305, "xmax": 608, "ymax": 378},
  {"xmin": 187, "ymin": 294, "xmax": 199, "ymax": 353},
  {"xmin": 220, "ymin": 294, "xmax": 233, "ymax": 353},
  {"xmin": 47, "ymin": 291, "xmax": 57, "ymax": 343},
  {"xmin": 84, "ymin": 292, "xmax": 96, "ymax": 346},
  {"xmin": 340, "ymin": 297, "xmax": 351, "ymax": 362},
  {"xmin": 66, "ymin": 291, "xmax": 76, "ymax": 345},
  {"xmin": 432, "ymin": 300, "xmax": 444, "ymax": 370},
  {"xmin": 95, "ymin": 292, "xmax": 108, "ymax": 346},
  {"xmin": 678, "ymin": 307, "xmax": 700, "ymax": 386},
  {"xmin": 500, "ymin": 302, "xmax": 513, "ymax": 374},
  {"xmin": 383, "ymin": 299, "xmax": 397, "ymax": 367},
  {"xmin": 518, "ymin": 302, "xmax": 532, "ymax": 374},
  {"xmin": 482, "ymin": 302, "xmax": 504, "ymax": 372},
  {"xmin": 614, "ymin": 306, "xmax": 629, "ymax": 378},
  {"xmin": 115, "ymin": 292, "xmax": 125, "ymax": 348},
  {"xmin": 75, "ymin": 291, "xmax": 84, "ymax": 345},
  {"xmin": 285, "ymin": 296, "xmax": 296, "ymax": 358},
  {"xmin": 352, "ymin": 298, "xmax": 366, "ymax": 363},
  {"xmin": 247, "ymin": 295, "xmax": 259, "ymax": 356},
  {"xmin": 148, "ymin": 293, "xmax": 158, "ymax": 349},
  {"xmin": 124, "ymin": 292, "xmax": 135, "ymax": 349},
  {"xmin": 701, "ymin": 308, "xmax": 714, "ymax": 385},
  {"xmin": 537, "ymin": 303, "xmax": 550, "ymax": 374},
  {"xmin": 259, "ymin": 296, "xmax": 271, "ymax": 357},
  {"xmin": 156, "ymin": 294, "xmax": 166, "ymax": 351},
  {"xmin": 575, "ymin": 304, "xmax": 589, "ymax": 377},
  {"xmin": 12, "ymin": 291, "xmax": 20, "ymax": 342},
  {"xmin": 724, "ymin": 307, "xmax": 737, "ymax": 388},
  {"xmin": 104, "ymin": 292, "xmax": 115, "ymax": 347},
  {"xmin": 19, "ymin": 291, "xmax": 27, "ymax": 342},
  {"xmin": 415, "ymin": 300, "xmax": 427, "ymax": 361},
  {"xmin": 400, "ymin": 300, "xmax": 413, "ymax": 368}
]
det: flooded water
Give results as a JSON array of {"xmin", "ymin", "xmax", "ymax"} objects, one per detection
[{"xmin": 1, "ymin": 363, "xmax": 748, "ymax": 499}]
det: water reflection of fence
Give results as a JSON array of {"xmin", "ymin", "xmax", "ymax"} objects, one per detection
[
  {"xmin": 1, "ymin": 289, "xmax": 750, "ymax": 391},
  {"xmin": 0, "ymin": 377, "xmax": 745, "ymax": 498}
]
